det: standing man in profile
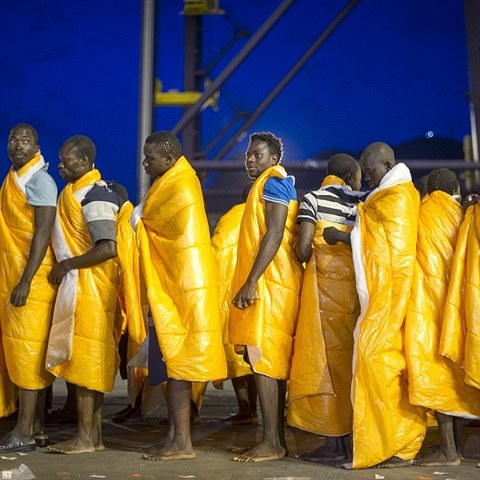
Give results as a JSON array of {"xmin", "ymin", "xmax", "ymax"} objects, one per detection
[
  {"xmin": 230, "ymin": 131, "xmax": 302, "ymax": 463},
  {"xmin": 46, "ymin": 135, "xmax": 124, "ymax": 454},
  {"xmin": 133, "ymin": 131, "xmax": 226, "ymax": 461},
  {"xmin": 0, "ymin": 124, "xmax": 57, "ymax": 453},
  {"xmin": 349, "ymin": 142, "xmax": 426, "ymax": 468}
]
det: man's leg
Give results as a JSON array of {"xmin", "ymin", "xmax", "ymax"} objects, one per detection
[
  {"xmin": 92, "ymin": 391, "xmax": 105, "ymax": 451},
  {"xmin": 224, "ymin": 375, "xmax": 257, "ymax": 424},
  {"xmin": 13, "ymin": 388, "xmax": 38, "ymax": 440},
  {"xmin": 453, "ymin": 417, "xmax": 464, "ymax": 458},
  {"xmin": 417, "ymin": 412, "xmax": 461, "ymax": 466},
  {"xmin": 46, "ymin": 381, "xmax": 77, "ymax": 424},
  {"xmin": 0, "ymin": 388, "xmax": 39, "ymax": 452},
  {"xmin": 143, "ymin": 379, "xmax": 195, "ymax": 461},
  {"xmin": 233, "ymin": 373, "xmax": 286, "ymax": 462},
  {"xmin": 47, "ymin": 386, "xmax": 100, "ymax": 454}
]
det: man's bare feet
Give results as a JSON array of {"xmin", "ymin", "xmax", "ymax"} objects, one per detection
[
  {"xmin": 297, "ymin": 443, "xmax": 346, "ymax": 463},
  {"xmin": 222, "ymin": 413, "xmax": 258, "ymax": 425},
  {"xmin": 232, "ymin": 442, "xmax": 285, "ymax": 462},
  {"xmin": 375, "ymin": 456, "xmax": 414, "ymax": 468},
  {"xmin": 142, "ymin": 439, "xmax": 195, "ymax": 461},
  {"xmin": 416, "ymin": 450, "xmax": 461, "ymax": 467},
  {"xmin": 47, "ymin": 436, "xmax": 95, "ymax": 455}
]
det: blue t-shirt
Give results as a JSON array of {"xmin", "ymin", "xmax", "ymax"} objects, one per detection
[
  {"xmin": 25, "ymin": 165, "xmax": 57, "ymax": 207},
  {"xmin": 262, "ymin": 175, "xmax": 296, "ymax": 206}
]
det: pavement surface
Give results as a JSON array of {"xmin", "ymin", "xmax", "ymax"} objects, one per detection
[{"xmin": 0, "ymin": 377, "xmax": 478, "ymax": 480}]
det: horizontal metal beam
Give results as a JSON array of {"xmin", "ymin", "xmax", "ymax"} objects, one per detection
[{"xmin": 191, "ymin": 159, "xmax": 479, "ymax": 171}]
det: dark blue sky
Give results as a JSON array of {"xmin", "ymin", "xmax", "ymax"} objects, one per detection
[{"xmin": 0, "ymin": 1, "xmax": 470, "ymax": 201}]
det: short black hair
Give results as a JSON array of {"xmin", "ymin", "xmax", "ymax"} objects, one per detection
[
  {"xmin": 250, "ymin": 132, "xmax": 283, "ymax": 163},
  {"xmin": 413, "ymin": 175, "xmax": 429, "ymax": 198},
  {"xmin": 63, "ymin": 135, "xmax": 96, "ymax": 165},
  {"xmin": 10, "ymin": 123, "xmax": 38, "ymax": 144},
  {"xmin": 427, "ymin": 168, "xmax": 459, "ymax": 195},
  {"xmin": 145, "ymin": 131, "xmax": 182, "ymax": 159},
  {"xmin": 327, "ymin": 154, "xmax": 359, "ymax": 180}
]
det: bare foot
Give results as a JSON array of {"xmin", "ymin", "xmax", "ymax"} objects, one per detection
[
  {"xmin": 232, "ymin": 442, "xmax": 285, "ymax": 462},
  {"xmin": 375, "ymin": 456, "xmax": 413, "ymax": 468},
  {"xmin": 47, "ymin": 436, "xmax": 95, "ymax": 455},
  {"xmin": 95, "ymin": 441, "xmax": 105, "ymax": 452},
  {"xmin": 416, "ymin": 450, "xmax": 461, "ymax": 467},
  {"xmin": 298, "ymin": 444, "xmax": 346, "ymax": 462},
  {"xmin": 222, "ymin": 413, "xmax": 258, "ymax": 425},
  {"xmin": 142, "ymin": 439, "xmax": 195, "ymax": 461}
]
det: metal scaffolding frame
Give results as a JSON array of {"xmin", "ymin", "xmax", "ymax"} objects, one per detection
[{"xmin": 137, "ymin": 1, "xmax": 480, "ymax": 201}]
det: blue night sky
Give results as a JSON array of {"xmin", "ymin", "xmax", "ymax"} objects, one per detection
[{"xmin": 0, "ymin": 1, "xmax": 470, "ymax": 202}]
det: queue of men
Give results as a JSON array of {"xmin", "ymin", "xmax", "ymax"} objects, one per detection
[{"xmin": 0, "ymin": 123, "xmax": 478, "ymax": 470}]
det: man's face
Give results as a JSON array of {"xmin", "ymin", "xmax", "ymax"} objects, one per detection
[
  {"xmin": 142, "ymin": 143, "xmax": 170, "ymax": 180},
  {"xmin": 58, "ymin": 143, "xmax": 86, "ymax": 182},
  {"xmin": 7, "ymin": 128, "xmax": 38, "ymax": 170},
  {"xmin": 359, "ymin": 152, "xmax": 389, "ymax": 189},
  {"xmin": 244, "ymin": 139, "xmax": 277, "ymax": 179}
]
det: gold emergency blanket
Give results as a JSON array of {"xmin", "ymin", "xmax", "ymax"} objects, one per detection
[
  {"xmin": 211, "ymin": 203, "xmax": 252, "ymax": 380},
  {"xmin": 406, "ymin": 192, "xmax": 479, "ymax": 416},
  {"xmin": 0, "ymin": 340, "xmax": 16, "ymax": 418},
  {"xmin": 350, "ymin": 164, "xmax": 426, "ymax": 468},
  {"xmin": 288, "ymin": 177, "xmax": 359, "ymax": 436},
  {"xmin": 229, "ymin": 166, "xmax": 302, "ymax": 380},
  {"xmin": 0, "ymin": 154, "xmax": 56, "ymax": 390},
  {"xmin": 46, "ymin": 169, "xmax": 122, "ymax": 393},
  {"xmin": 116, "ymin": 201, "xmax": 148, "ymax": 406},
  {"xmin": 442, "ymin": 203, "xmax": 480, "ymax": 391},
  {"xmin": 135, "ymin": 156, "xmax": 226, "ymax": 382}
]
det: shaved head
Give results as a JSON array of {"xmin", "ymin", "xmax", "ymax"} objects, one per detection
[{"xmin": 360, "ymin": 142, "xmax": 396, "ymax": 188}]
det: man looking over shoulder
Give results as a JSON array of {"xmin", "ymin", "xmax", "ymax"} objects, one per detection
[
  {"xmin": 229, "ymin": 132, "xmax": 303, "ymax": 462},
  {"xmin": 0, "ymin": 124, "xmax": 57, "ymax": 453}
]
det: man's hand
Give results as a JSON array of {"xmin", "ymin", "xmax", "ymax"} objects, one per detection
[
  {"xmin": 10, "ymin": 279, "xmax": 31, "ymax": 307},
  {"xmin": 323, "ymin": 226, "xmax": 341, "ymax": 245},
  {"xmin": 48, "ymin": 260, "xmax": 71, "ymax": 285},
  {"xmin": 232, "ymin": 280, "xmax": 257, "ymax": 310}
]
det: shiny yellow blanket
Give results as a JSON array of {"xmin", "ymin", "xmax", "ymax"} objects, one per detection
[
  {"xmin": 442, "ymin": 203, "xmax": 480, "ymax": 391},
  {"xmin": 116, "ymin": 201, "xmax": 148, "ymax": 405},
  {"xmin": 211, "ymin": 203, "xmax": 252, "ymax": 380},
  {"xmin": 46, "ymin": 169, "xmax": 123, "ymax": 393},
  {"xmin": 288, "ymin": 177, "xmax": 359, "ymax": 436},
  {"xmin": 135, "ymin": 156, "xmax": 226, "ymax": 382},
  {"xmin": 406, "ymin": 192, "xmax": 479, "ymax": 416},
  {"xmin": 229, "ymin": 166, "xmax": 302, "ymax": 380},
  {"xmin": 350, "ymin": 164, "xmax": 426, "ymax": 468},
  {"xmin": 0, "ymin": 154, "xmax": 56, "ymax": 390}
]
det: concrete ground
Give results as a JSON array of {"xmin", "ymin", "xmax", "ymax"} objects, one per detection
[{"xmin": 0, "ymin": 377, "xmax": 478, "ymax": 480}]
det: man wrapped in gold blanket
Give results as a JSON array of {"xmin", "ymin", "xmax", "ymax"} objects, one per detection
[{"xmin": 133, "ymin": 131, "xmax": 226, "ymax": 461}]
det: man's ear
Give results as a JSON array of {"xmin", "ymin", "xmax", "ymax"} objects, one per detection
[
  {"xmin": 385, "ymin": 161, "xmax": 393, "ymax": 171},
  {"xmin": 271, "ymin": 154, "xmax": 279, "ymax": 165},
  {"xmin": 165, "ymin": 154, "xmax": 174, "ymax": 165}
]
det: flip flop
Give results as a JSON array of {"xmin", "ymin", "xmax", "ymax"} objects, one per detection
[{"xmin": 0, "ymin": 432, "xmax": 36, "ymax": 453}]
